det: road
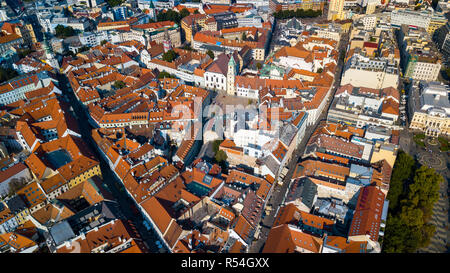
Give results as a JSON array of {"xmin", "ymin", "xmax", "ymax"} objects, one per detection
[
  {"xmin": 57, "ymin": 73, "xmax": 162, "ymax": 252},
  {"xmin": 249, "ymin": 31, "xmax": 349, "ymax": 253}
]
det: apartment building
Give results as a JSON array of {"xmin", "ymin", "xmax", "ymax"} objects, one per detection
[
  {"xmin": 269, "ymin": 0, "xmax": 326, "ymax": 14},
  {"xmin": 434, "ymin": 22, "xmax": 450, "ymax": 61},
  {"xmin": 398, "ymin": 25, "xmax": 441, "ymax": 82},
  {"xmin": 390, "ymin": 9, "xmax": 447, "ymax": 35},
  {"xmin": 341, "ymin": 53, "xmax": 399, "ymax": 89}
]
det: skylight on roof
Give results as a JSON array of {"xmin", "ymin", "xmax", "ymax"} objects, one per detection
[{"xmin": 202, "ymin": 175, "xmax": 213, "ymax": 185}]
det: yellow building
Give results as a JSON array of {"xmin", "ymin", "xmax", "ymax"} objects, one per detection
[
  {"xmin": 370, "ymin": 142, "xmax": 398, "ymax": 168},
  {"xmin": 427, "ymin": 15, "xmax": 447, "ymax": 35},
  {"xmin": 14, "ymin": 208, "xmax": 30, "ymax": 225},
  {"xmin": 366, "ymin": 2, "xmax": 377, "ymax": 15},
  {"xmin": 181, "ymin": 14, "xmax": 209, "ymax": 43},
  {"xmin": 328, "ymin": 0, "xmax": 344, "ymax": 21},
  {"xmin": 15, "ymin": 24, "xmax": 37, "ymax": 47},
  {"xmin": 410, "ymin": 112, "xmax": 450, "ymax": 136},
  {"xmin": 61, "ymin": 159, "xmax": 102, "ymax": 189}
]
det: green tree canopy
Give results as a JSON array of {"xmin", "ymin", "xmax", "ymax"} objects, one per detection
[
  {"xmin": 212, "ymin": 139, "xmax": 222, "ymax": 153},
  {"xmin": 206, "ymin": 50, "xmax": 214, "ymax": 60},
  {"xmin": 8, "ymin": 178, "xmax": 28, "ymax": 196},
  {"xmin": 383, "ymin": 152, "xmax": 443, "ymax": 253},
  {"xmin": 107, "ymin": 0, "xmax": 125, "ymax": 7},
  {"xmin": 0, "ymin": 67, "xmax": 19, "ymax": 84},
  {"xmin": 215, "ymin": 150, "xmax": 227, "ymax": 163},
  {"xmin": 241, "ymin": 32, "xmax": 247, "ymax": 41},
  {"xmin": 157, "ymin": 9, "xmax": 190, "ymax": 24},
  {"xmin": 273, "ymin": 8, "xmax": 322, "ymax": 20},
  {"xmin": 77, "ymin": 45, "xmax": 90, "ymax": 53},
  {"xmin": 55, "ymin": 25, "xmax": 76, "ymax": 38},
  {"xmin": 407, "ymin": 166, "xmax": 442, "ymax": 217},
  {"xmin": 182, "ymin": 44, "xmax": 193, "ymax": 51},
  {"xmin": 179, "ymin": 8, "xmax": 190, "ymax": 19},
  {"xmin": 162, "ymin": 50, "xmax": 178, "ymax": 62},
  {"xmin": 386, "ymin": 150, "xmax": 415, "ymax": 211},
  {"xmin": 157, "ymin": 71, "xmax": 176, "ymax": 79},
  {"xmin": 113, "ymin": 80, "xmax": 126, "ymax": 89}
]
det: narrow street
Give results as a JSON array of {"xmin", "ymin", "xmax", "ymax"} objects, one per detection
[
  {"xmin": 57, "ymin": 73, "xmax": 161, "ymax": 252},
  {"xmin": 249, "ymin": 31, "xmax": 349, "ymax": 252}
]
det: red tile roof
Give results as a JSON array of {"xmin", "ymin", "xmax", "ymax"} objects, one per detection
[
  {"xmin": 348, "ymin": 186, "xmax": 385, "ymax": 242},
  {"xmin": 263, "ymin": 224, "xmax": 323, "ymax": 253}
]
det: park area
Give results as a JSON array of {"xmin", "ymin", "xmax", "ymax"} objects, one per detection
[
  {"xmin": 413, "ymin": 133, "xmax": 426, "ymax": 147},
  {"xmin": 438, "ymin": 137, "xmax": 449, "ymax": 152}
]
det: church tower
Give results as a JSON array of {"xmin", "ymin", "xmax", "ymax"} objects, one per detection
[
  {"xmin": 148, "ymin": 0, "xmax": 156, "ymax": 21},
  {"xmin": 163, "ymin": 29, "xmax": 172, "ymax": 53},
  {"xmin": 226, "ymin": 55, "xmax": 236, "ymax": 96}
]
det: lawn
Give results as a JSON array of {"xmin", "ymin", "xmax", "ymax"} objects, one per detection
[
  {"xmin": 438, "ymin": 137, "xmax": 449, "ymax": 152},
  {"xmin": 413, "ymin": 133, "xmax": 426, "ymax": 147}
]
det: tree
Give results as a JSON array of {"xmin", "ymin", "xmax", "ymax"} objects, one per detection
[
  {"xmin": 316, "ymin": 68, "xmax": 323, "ymax": 73},
  {"xmin": 407, "ymin": 166, "xmax": 442, "ymax": 218},
  {"xmin": 215, "ymin": 150, "xmax": 227, "ymax": 163},
  {"xmin": 100, "ymin": 40, "xmax": 108, "ymax": 45},
  {"xmin": 383, "ymin": 152, "xmax": 443, "ymax": 253},
  {"xmin": 55, "ymin": 25, "xmax": 75, "ymax": 38},
  {"xmin": 0, "ymin": 67, "xmax": 19, "ymax": 84},
  {"xmin": 179, "ymin": 8, "xmax": 190, "ymax": 19},
  {"xmin": 18, "ymin": 48, "xmax": 34, "ymax": 59},
  {"xmin": 162, "ymin": 49, "xmax": 178, "ymax": 62},
  {"xmin": 386, "ymin": 150, "xmax": 415, "ymax": 211},
  {"xmin": 107, "ymin": 0, "xmax": 124, "ymax": 7},
  {"xmin": 64, "ymin": 50, "xmax": 76, "ymax": 58},
  {"xmin": 273, "ymin": 8, "xmax": 321, "ymax": 19},
  {"xmin": 382, "ymin": 214, "xmax": 407, "ymax": 253},
  {"xmin": 256, "ymin": 62, "xmax": 262, "ymax": 70},
  {"xmin": 182, "ymin": 44, "xmax": 193, "ymax": 51},
  {"xmin": 194, "ymin": 10, "xmax": 200, "ymax": 14},
  {"xmin": 241, "ymin": 32, "xmax": 247, "ymax": 41},
  {"xmin": 113, "ymin": 80, "xmax": 126, "ymax": 89},
  {"xmin": 157, "ymin": 71, "xmax": 176, "ymax": 79},
  {"xmin": 77, "ymin": 46, "xmax": 90, "ymax": 53},
  {"xmin": 55, "ymin": 25, "xmax": 65, "ymax": 37},
  {"xmin": 157, "ymin": 9, "xmax": 187, "ymax": 24},
  {"xmin": 206, "ymin": 50, "xmax": 214, "ymax": 60},
  {"xmin": 212, "ymin": 140, "xmax": 222, "ymax": 154},
  {"xmin": 8, "ymin": 178, "xmax": 27, "ymax": 196}
]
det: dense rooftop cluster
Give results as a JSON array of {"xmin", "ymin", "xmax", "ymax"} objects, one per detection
[{"xmin": 0, "ymin": 0, "xmax": 447, "ymax": 254}]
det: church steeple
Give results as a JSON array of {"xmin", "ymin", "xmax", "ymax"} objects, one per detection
[
  {"xmin": 226, "ymin": 55, "xmax": 236, "ymax": 96},
  {"xmin": 149, "ymin": 0, "xmax": 156, "ymax": 20},
  {"xmin": 163, "ymin": 29, "xmax": 172, "ymax": 52}
]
